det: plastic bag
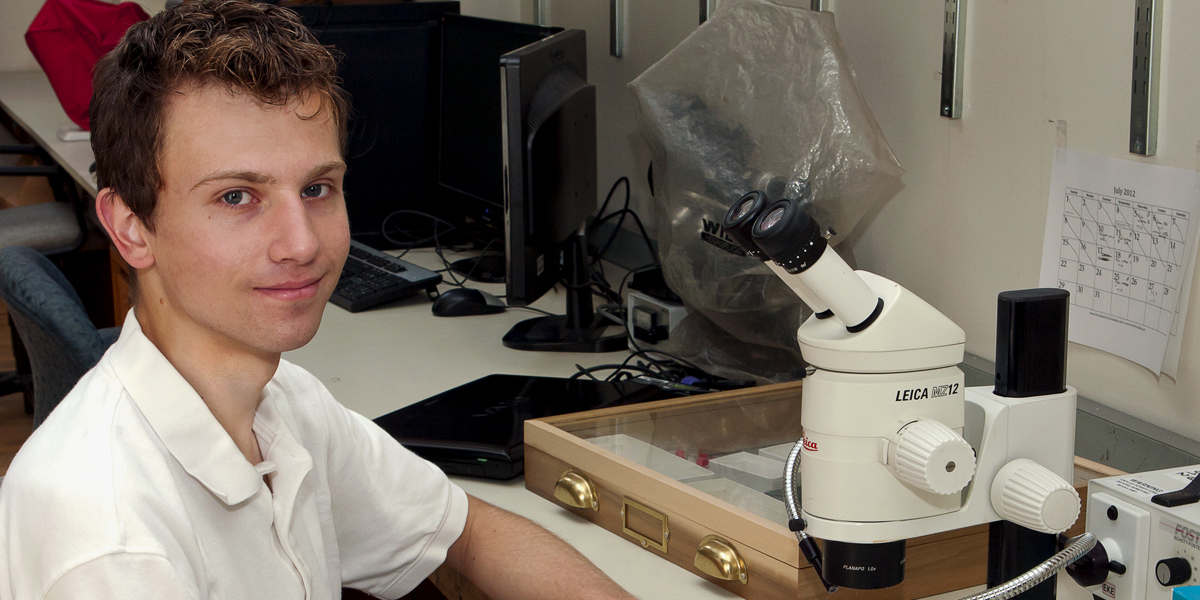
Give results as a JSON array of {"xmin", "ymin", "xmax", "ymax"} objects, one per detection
[
  {"xmin": 629, "ymin": 0, "xmax": 903, "ymax": 382},
  {"xmin": 26, "ymin": 0, "xmax": 149, "ymax": 130}
]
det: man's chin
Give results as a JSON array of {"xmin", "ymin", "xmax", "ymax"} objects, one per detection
[
  {"xmin": 273, "ymin": 321, "xmax": 324, "ymax": 353},
  {"xmin": 258, "ymin": 310, "xmax": 326, "ymax": 354}
]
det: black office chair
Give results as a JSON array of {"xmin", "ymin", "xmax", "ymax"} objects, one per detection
[
  {"xmin": 0, "ymin": 246, "xmax": 118, "ymax": 428},
  {"xmin": 0, "ymin": 143, "xmax": 85, "ymax": 253},
  {"xmin": 0, "ymin": 142, "xmax": 90, "ymax": 411}
]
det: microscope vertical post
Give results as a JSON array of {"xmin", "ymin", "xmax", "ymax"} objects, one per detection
[{"xmin": 986, "ymin": 289, "xmax": 1071, "ymax": 600}]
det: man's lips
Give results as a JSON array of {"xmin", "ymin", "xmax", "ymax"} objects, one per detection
[{"xmin": 255, "ymin": 276, "xmax": 324, "ymax": 301}]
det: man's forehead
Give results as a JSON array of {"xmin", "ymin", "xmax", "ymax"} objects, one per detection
[
  {"xmin": 163, "ymin": 81, "xmax": 335, "ymax": 128},
  {"xmin": 157, "ymin": 82, "xmax": 343, "ymax": 193}
]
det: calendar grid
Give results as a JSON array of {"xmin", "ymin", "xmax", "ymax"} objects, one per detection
[{"xmin": 1056, "ymin": 188, "xmax": 1189, "ymax": 335}]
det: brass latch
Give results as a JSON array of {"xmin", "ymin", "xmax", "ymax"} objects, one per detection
[{"xmin": 694, "ymin": 535, "xmax": 748, "ymax": 584}]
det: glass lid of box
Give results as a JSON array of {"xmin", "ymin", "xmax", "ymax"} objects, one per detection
[{"xmin": 551, "ymin": 386, "xmax": 803, "ymax": 527}]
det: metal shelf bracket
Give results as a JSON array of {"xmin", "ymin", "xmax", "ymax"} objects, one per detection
[
  {"xmin": 1130, "ymin": 0, "xmax": 1163, "ymax": 156},
  {"xmin": 940, "ymin": 0, "xmax": 967, "ymax": 119}
]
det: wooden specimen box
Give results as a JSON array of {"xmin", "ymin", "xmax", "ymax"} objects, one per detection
[{"xmin": 525, "ymin": 381, "xmax": 1095, "ymax": 600}]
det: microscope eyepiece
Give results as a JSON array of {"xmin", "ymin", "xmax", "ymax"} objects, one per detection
[
  {"xmin": 722, "ymin": 191, "xmax": 771, "ymax": 261},
  {"xmin": 760, "ymin": 206, "xmax": 786, "ymax": 230},
  {"xmin": 750, "ymin": 199, "xmax": 827, "ymax": 274},
  {"xmin": 733, "ymin": 196, "xmax": 759, "ymax": 221}
]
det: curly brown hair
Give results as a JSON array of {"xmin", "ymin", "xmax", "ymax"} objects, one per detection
[{"xmin": 90, "ymin": 0, "xmax": 350, "ymax": 232}]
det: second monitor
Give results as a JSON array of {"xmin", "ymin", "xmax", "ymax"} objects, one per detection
[{"xmin": 500, "ymin": 30, "xmax": 626, "ymax": 353}]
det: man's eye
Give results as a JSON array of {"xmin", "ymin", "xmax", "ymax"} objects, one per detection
[
  {"xmin": 221, "ymin": 190, "xmax": 251, "ymax": 206},
  {"xmin": 302, "ymin": 184, "xmax": 329, "ymax": 199}
]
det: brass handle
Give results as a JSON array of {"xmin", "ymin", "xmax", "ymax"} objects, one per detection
[
  {"xmin": 694, "ymin": 535, "xmax": 748, "ymax": 584},
  {"xmin": 554, "ymin": 469, "xmax": 598, "ymax": 511}
]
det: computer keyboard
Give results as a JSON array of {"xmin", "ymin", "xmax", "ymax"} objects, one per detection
[{"xmin": 330, "ymin": 241, "xmax": 443, "ymax": 313}]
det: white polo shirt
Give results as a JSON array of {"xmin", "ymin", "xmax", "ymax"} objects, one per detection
[{"xmin": 0, "ymin": 313, "xmax": 469, "ymax": 599}]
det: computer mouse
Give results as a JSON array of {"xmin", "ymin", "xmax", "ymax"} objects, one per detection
[{"xmin": 431, "ymin": 288, "xmax": 507, "ymax": 317}]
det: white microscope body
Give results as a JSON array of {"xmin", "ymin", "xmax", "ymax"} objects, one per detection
[
  {"xmin": 798, "ymin": 271, "xmax": 1079, "ymax": 545},
  {"xmin": 722, "ymin": 191, "xmax": 1081, "ymax": 590}
]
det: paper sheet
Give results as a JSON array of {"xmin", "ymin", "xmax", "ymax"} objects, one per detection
[{"xmin": 1038, "ymin": 147, "xmax": 1200, "ymax": 375}]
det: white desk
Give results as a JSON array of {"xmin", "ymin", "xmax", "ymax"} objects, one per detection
[
  {"xmin": 0, "ymin": 72, "xmax": 98, "ymax": 197},
  {"xmin": 284, "ymin": 255, "xmax": 631, "ymax": 420}
]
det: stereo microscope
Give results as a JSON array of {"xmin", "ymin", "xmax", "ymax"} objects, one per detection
[{"xmin": 722, "ymin": 191, "xmax": 1093, "ymax": 596}]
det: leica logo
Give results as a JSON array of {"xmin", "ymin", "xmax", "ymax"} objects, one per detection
[{"xmin": 802, "ymin": 437, "xmax": 818, "ymax": 452}]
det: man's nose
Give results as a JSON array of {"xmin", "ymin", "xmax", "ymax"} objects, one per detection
[{"xmin": 267, "ymin": 196, "xmax": 320, "ymax": 265}]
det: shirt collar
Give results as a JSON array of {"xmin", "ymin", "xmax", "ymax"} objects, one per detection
[{"xmin": 107, "ymin": 309, "xmax": 268, "ymax": 506}]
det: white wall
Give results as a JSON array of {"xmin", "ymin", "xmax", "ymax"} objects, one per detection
[{"xmin": 828, "ymin": 1, "xmax": 1200, "ymax": 442}]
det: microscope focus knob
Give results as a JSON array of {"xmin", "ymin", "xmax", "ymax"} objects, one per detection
[
  {"xmin": 991, "ymin": 458, "xmax": 1080, "ymax": 534},
  {"xmin": 1156, "ymin": 557, "xmax": 1192, "ymax": 587},
  {"xmin": 893, "ymin": 420, "xmax": 977, "ymax": 495}
]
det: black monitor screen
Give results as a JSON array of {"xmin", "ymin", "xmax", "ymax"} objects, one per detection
[
  {"xmin": 437, "ymin": 15, "xmax": 559, "ymax": 229},
  {"xmin": 290, "ymin": 2, "xmax": 458, "ymax": 248}
]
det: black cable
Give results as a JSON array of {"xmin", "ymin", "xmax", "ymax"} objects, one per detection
[
  {"xmin": 454, "ymin": 237, "xmax": 502, "ymax": 282},
  {"xmin": 381, "ymin": 211, "xmax": 462, "ymax": 257},
  {"xmin": 594, "ymin": 176, "xmax": 630, "ymax": 227},
  {"xmin": 630, "ymin": 345, "xmax": 709, "ymax": 377},
  {"xmin": 430, "ymin": 222, "xmax": 470, "ymax": 289},
  {"xmin": 510, "ymin": 305, "xmax": 558, "ymax": 317},
  {"xmin": 593, "ymin": 208, "xmax": 657, "ymax": 262},
  {"xmin": 380, "ymin": 209, "xmax": 496, "ymax": 251},
  {"xmin": 566, "ymin": 341, "xmax": 722, "ymax": 387},
  {"xmin": 570, "ymin": 363, "xmax": 657, "ymax": 381},
  {"xmin": 591, "ymin": 177, "xmax": 631, "ymax": 262},
  {"xmin": 380, "ymin": 211, "xmax": 507, "ymax": 291},
  {"xmin": 584, "ymin": 177, "xmax": 640, "ymax": 304},
  {"xmin": 573, "ymin": 364, "xmax": 602, "ymax": 382}
]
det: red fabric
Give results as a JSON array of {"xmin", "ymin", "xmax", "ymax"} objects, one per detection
[{"xmin": 25, "ymin": 0, "xmax": 149, "ymax": 131}]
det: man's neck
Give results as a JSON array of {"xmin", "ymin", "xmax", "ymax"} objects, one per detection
[{"xmin": 134, "ymin": 303, "xmax": 278, "ymax": 464}]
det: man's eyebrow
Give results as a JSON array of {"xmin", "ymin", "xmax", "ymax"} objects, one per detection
[
  {"xmin": 189, "ymin": 160, "xmax": 346, "ymax": 192},
  {"xmin": 190, "ymin": 170, "xmax": 276, "ymax": 192},
  {"xmin": 305, "ymin": 160, "xmax": 347, "ymax": 181}
]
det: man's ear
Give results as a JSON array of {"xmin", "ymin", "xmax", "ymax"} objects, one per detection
[{"xmin": 96, "ymin": 189, "xmax": 154, "ymax": 269}]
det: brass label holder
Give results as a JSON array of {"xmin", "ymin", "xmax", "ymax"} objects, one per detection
[{"xmin": 621, "ymin": 497, "xmax": 669, "ymax": 553}]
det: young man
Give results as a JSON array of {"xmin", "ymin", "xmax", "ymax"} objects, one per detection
[{"xmin": 0, "ymin": 2, "xmax": 636, "ymax": 599}]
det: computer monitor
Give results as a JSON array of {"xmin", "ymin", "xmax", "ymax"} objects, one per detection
[
  {"xmin": 437, "ymin": 14, "xmax": 560, "ymax": 231},
  {"xmin": 437, "ymin": 15, "xmax": 560, "ymax": 281},
  {"xmin": 289, "ymin": 2, "xmax": 458, "ymax": 249},
  {"xmin": 499, "ymin": 30, "xmax": 626, "ymax": 353}
]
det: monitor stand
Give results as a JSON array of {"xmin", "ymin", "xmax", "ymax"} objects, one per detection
[{"xmin": 502, "ymin": 234, "xmax": 627, "ymax": 353}]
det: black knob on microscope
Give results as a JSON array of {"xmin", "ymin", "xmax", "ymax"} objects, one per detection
[{"xmin": 1156, "ymin": 557, "xmax": 1192, "ymax": 587}]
